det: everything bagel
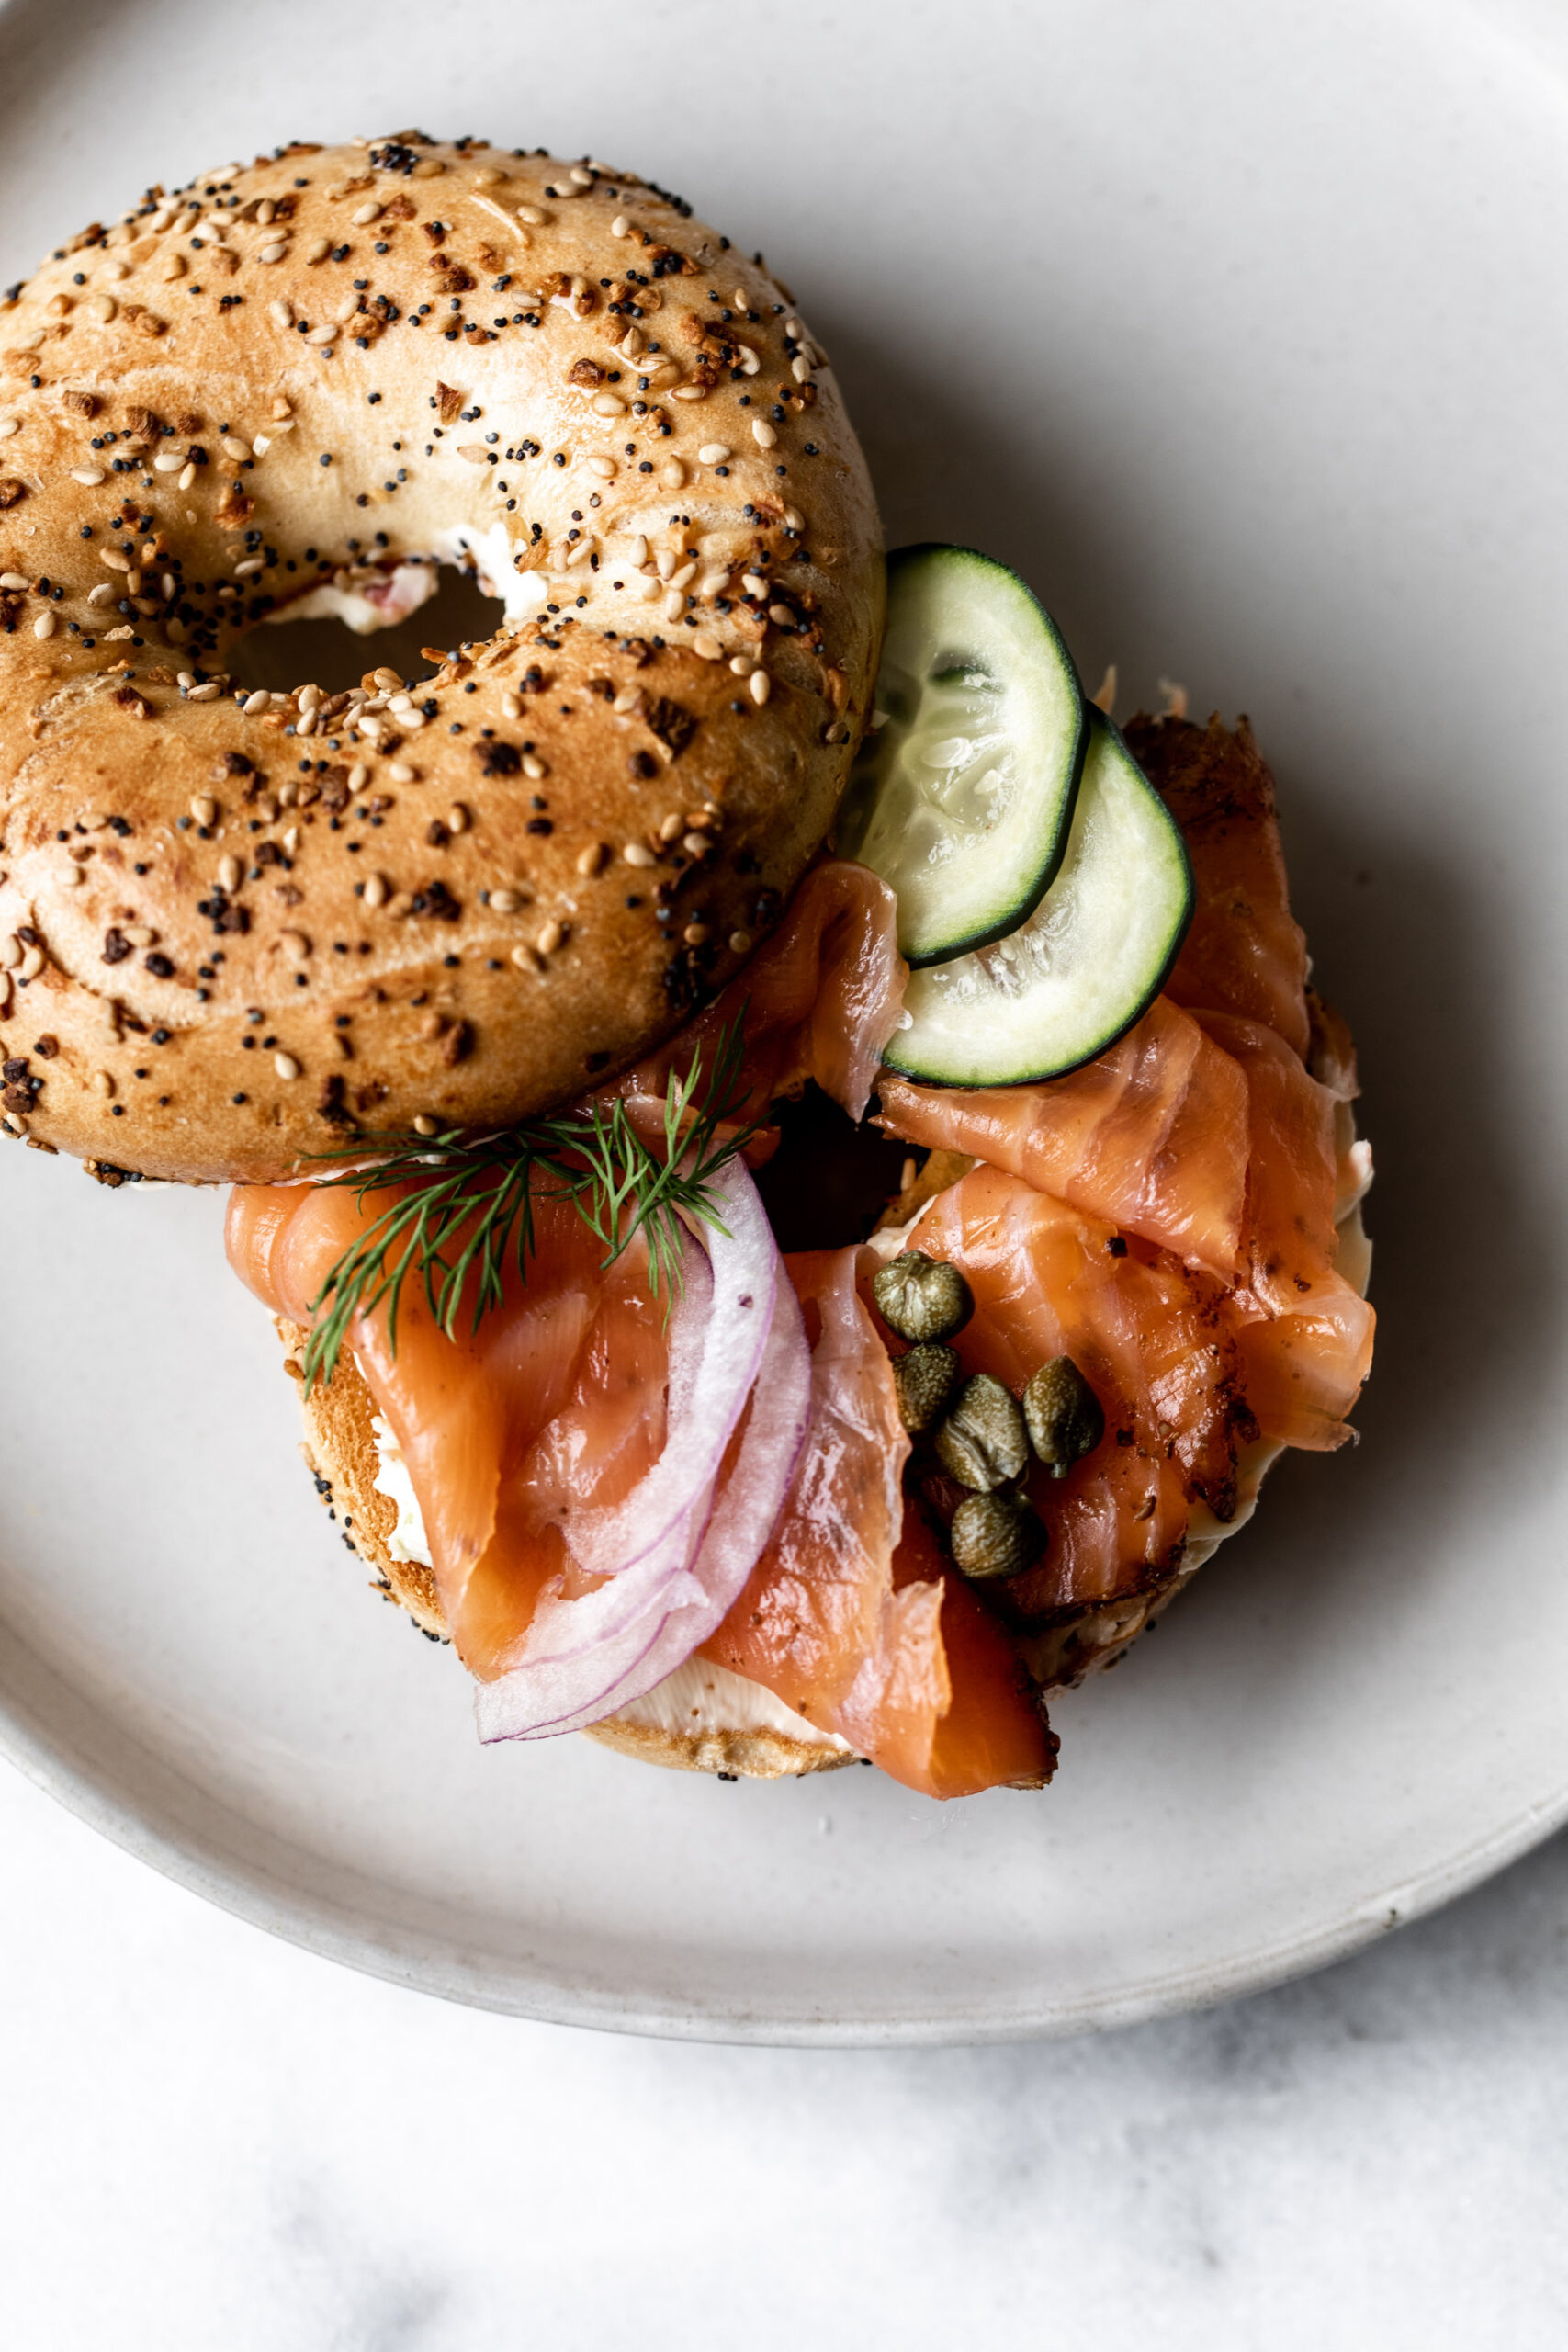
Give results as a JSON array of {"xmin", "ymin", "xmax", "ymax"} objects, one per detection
[{"xmin": 0, "ymin": 134, "xmax": 882, "ymax": 1182}]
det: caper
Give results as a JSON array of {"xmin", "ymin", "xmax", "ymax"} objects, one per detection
[
  {"xmin": 872, "ymin": 1250, "xmax": 974, "ymax": 1344},
  {"xmin": 950, "ymin": 1490, "xmax": 1045, "ymax": 1581},
  {"xmin": 892, "ymin": 1342, "xmax": 963, "ymax": 1436},
  {"xmin": 1022, "ymin": 1355, "xmax": 1106, "ymax": 1477},
  {"xmin": 932, "ymin": 1372, "xmax": 1029, "ymax": 1490}
]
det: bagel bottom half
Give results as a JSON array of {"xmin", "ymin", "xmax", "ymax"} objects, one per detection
[{"xmin": 271, "ymin": 1149, "xmax": 1369, "ymax": 1778}]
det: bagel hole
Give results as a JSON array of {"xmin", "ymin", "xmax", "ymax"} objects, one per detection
[{"xmin": 229, "ymin": 564, "xmax": 504, "ymax": 699}]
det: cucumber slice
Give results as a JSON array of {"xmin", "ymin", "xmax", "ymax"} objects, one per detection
[
  {"xmin": 836, "ymin": 545, "xmax": 1087, "ymax": 967},
  {"xmin": 882, "ymin": 709, "xmax": 1194, "ymax": 1088}
]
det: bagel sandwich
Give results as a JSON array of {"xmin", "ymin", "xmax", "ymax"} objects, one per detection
[{"xmin": 3, "ymin": 138, "xmax": 1375, "ymax": 1799}]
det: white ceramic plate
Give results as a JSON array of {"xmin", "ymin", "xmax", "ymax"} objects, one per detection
[{"xmin": 1, "ymin": 0, "xmax": 1563, "ymax": 2043}]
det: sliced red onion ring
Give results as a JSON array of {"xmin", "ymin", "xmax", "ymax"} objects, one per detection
[{"xmin": 475, "ymin": 1158, "xmax": 810, "ymax": 1740}]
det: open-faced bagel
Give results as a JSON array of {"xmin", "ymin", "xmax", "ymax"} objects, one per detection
[{"xmin": 0, "ymin": 134, "xmax": 882, "ymax": 1181}]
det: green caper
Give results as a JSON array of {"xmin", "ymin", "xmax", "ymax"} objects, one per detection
[
  {"xmin": 872, "ymin": 1250, "xmax": 974, "ymax": 1344},
  {"xmin": 892, "ymin": 1343, "xmax": 963, "ymax": 1436},
  {"xmin": 932, "ymin": 1372, "xmax": 1029, "ymax": 1490},
  {"xmin": 950, "ymin": 1490, "xmax": 1045, "ymax": 1581},
  {"xmin": 1022, "ymin": 1355, "xmax": 1106, "ymax": 1477}
]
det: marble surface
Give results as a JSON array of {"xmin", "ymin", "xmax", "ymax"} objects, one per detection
[{"xmin": 6, "ymin": 1758, "xmax": 1567, "ymax": 2348}]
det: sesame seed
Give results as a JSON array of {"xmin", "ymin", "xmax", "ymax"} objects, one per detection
[
  {"xmin": 728, "ymin": 654, "xmax": 754, "ymax": 676},
  {"xmin": 622, "ymin": 842, "xmax": 657, "ymax": 868},
  {"xmin": 274, "ymin": 1053, "xmax": 301, "ymax": 1081},
  {"xmin": 33, "ymin": 610, "xmax": 55, "ymax": 639},
  {"xmin": 351, "ymin": 201, "xmax": 382, "ymax": 225},
  {"xmin": 683, "ymin": 923, "xmax": 710, "ymax": 946},
  {"xmin": 521, "ymin": 753, "xmax": 547, "ymax": 780},
  {"xmin": 221, "ymin": 435, "xmax": 252, "ymax": 461},
  {"xmin": 489, "ymin": 888, "xmax": 522, "ymax": 913},
  {"xmin": 751, "ymin": 419, "xmax": 778, "ymax": 449},
  {"xmin": 536, "ymin": 920, "xmax": 565, "ymax": 955},
  {"xmin": 70, "ymin": 468, "xmax": 106, "ymax": 487},
  {"xmin": 697, "ymin": 442, "xmax": 731, "ymax": 466},
  {"xmin": 362, "ymin": 874, "xmax": 388, "ymax": 909},
  {"xmin": 0, "ymin": 572, "xmax": 27, "ymax": 591},
  {"xmin": 660, "ymin": 459, "xmax": 686, "ymax": 490},
  {"xmin": 592, "ymin": 390, "xmax": 626, "ymax": 417},
  {"xmin": 17, "ymin": 947, "xmax": 43, "ymax": 981},
  {"xmin": 259, "ymin": 243, "xmax": 288, "ymax": 265},
  {"xmin": 0, "ymin": 418, "xmax": 18, "ymax": 439},
  {"xmin": 389, "ymin": 762, "xmax": 416, "ymax": 783},
  {"xmin": 93, "ymin": 1069, "xmax": 115, "ymax": 1097},
  {"xmin": 87, "ymin": 583, "xmax": 114, "ymax": 607},
  {"xmin": 749, "ymin": 670, "xmax": 772, "ymax": 706},
  {"xmin": 279, "ymin": 931, "xmax": 310, "ymax": 961},
  {"xmin": 728, "ymin": 930, "xmax": 753, "ymax": 954},
  {"xmin": 576, "ymin": 842, "xmax": 608, "ymax": 876},
  {"xmin": 690, "ymin": 631, "xmax": 722, "ymax": 661},
  {"xmin": 791, "ymin": 355, "xmax": 812, "ymax": 383},
  {"xmin": 682, "ymin": 831, "xmax": 712, "ymax": 856},
  {"xmin": 218, "ymin": 854, "xmax": 242, "ymax": 891},
  {"xmin": 153, "ymin": 450, "xmax": 186, "ymax": 473},
  {"xmin": 178, "ymin": 462, "xmax": 197, "ymax": 491},
  {"xmin": 587, "ymin": 456, "xmax": 616, "ymax": 479},
  {"xmin": 516, "ymin": 205, "xmax": 547, "ymax": 226},
  {"xmin": 446, "ymin": 803, "xmax": 469, "ymax": 833},
  {"xmin": 661, "ymin": 588, "xmax": 684, "ymax": 623},
  {"xmin": 190, "ymin": 796, "xmax": 217, "ymax": 824},
  {"xmin": 658, "ymin": 812, "xmax": 684, "ymax": 843}
]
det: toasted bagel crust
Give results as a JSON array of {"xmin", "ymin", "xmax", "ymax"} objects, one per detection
[{"xmin": 0, "ymin": 137, "xmax": 881, "ymax": 1180}]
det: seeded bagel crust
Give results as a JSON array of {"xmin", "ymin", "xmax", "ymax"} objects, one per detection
[{"xmin": 0, "ymin": 134, "xmax": 882, "ymax": 1181}]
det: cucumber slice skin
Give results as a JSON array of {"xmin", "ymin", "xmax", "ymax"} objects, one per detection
[
  {"xmin": 881, "ymin": 709, "xmax": 1195, "ymax": 1090},
  {"xmin": 837, "ymin": 544, "xmax": 1089, "ymax": 969}
]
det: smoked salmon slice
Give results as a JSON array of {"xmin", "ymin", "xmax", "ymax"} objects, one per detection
[
  {"xmin": 1125, "ymin": 710, "xmax": 1313, "ymax": 1059},
  {"xmin": 228, "ymin": 1181, "xmax": 671, "ymax": 1678},
  {"xmin": 702, "ymin": 1247, "xmax": 1055, "ymax": 1796}
]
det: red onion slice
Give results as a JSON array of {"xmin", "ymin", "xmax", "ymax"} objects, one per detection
[{"xmin": 476, "ymin": 1158, "xmax": 809, "ymax": 1740}]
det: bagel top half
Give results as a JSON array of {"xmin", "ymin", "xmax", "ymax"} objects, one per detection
[{"xmin": 0, "ymin": 134, "xmax": 882, "ymax": 1182}]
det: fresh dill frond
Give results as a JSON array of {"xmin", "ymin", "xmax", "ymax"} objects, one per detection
[{"xmin": 299, "ymin": 1014, "xmax": 757, "ymax": 1392}]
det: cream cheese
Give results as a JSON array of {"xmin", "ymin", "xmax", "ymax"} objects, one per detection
[{"xmin": 266, "ymin": 560, "xmax": 439, "ymax": 636}]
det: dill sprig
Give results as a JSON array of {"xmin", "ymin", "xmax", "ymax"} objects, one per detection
[{"xmin": 300, "ymin": 1013, "xmax": 757, "ymax": 1393}]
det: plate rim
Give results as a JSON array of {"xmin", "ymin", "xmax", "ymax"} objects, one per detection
[{"xmin": 6, "ymin": 1617, "xmax": 1566, "ymax": 2043}]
